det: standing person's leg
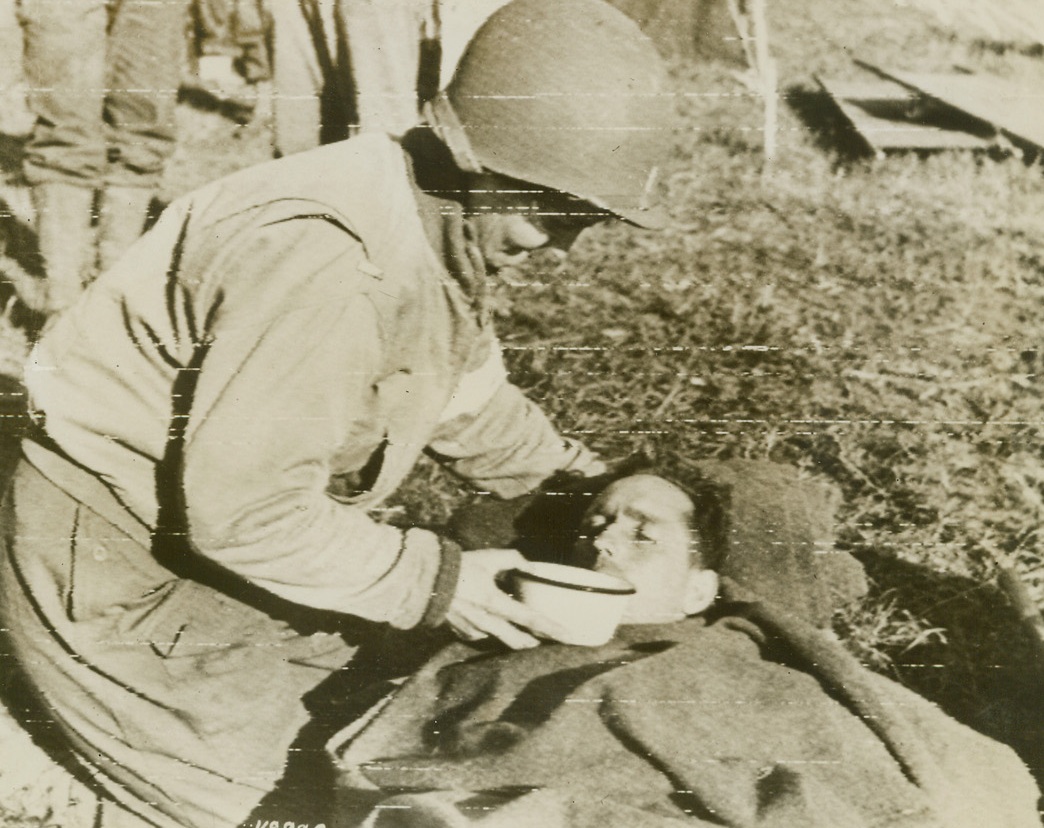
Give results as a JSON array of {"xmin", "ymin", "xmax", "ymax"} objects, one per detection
[
  {"xmin": 0, "ymin": 0, "xmax": 34, "ymax": 136},
  {"xmin": 18, "ymin": 0, "xmax": 107, "ymax": 311},
  {"xmin": 99, "ymin": 0, "xmax": 190, "ymax": 273},
  {"xmin": 338, "ymin": 0, "xmax": 429, "ymax": 136},
  {"xmin": 234, "ymin": 0, "xmax": 273, "ymax": 84},
  {"xmin": 192, "ymin": 0, "xmax": 260, "ymax": 110},
  {"xmin": 270, "ymin": 0, "xmax": 345, "ymax": 156},
  {"xmin": 193, "ymin": 0, "xmax": 235, "ymax": 60},
  {"xmin": 270, "ymin": 0, "xmax": 324, "ymax": 156}
]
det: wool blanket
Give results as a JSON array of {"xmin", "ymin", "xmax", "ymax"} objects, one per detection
[{"xmin": 331, "ymin": 584, "xmax": 1040, "ymax": 828}]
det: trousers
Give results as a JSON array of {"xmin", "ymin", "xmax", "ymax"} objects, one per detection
[
  {"xmin": 266, "ymin": 0, "xmax": 519, "ymax": 157},
  {"xmin": 269, "ymin": 0, "xmax": 437, "ymax": 154},
  {"xmin": 192, "ymin": 0, "xmax": 270, "ymax": 82},
  {"xmin": 0, "ymin": 458, "xmax": 375, "ymax": 828},
  {"xmin": 18, "ymin": 0, "xmax": 190, "ymax": 188}
]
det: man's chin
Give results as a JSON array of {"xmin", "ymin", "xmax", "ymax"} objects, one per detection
[
  {"xmin": 487, "ymin": 248, "xmax": 569, "ymax": 282},
  {"xmin": 622, "ymin": 607, "xmax": 688, "ymax": 625},
  {"xmin": 484, "ymin": 249, "xmax": 532, "ymax": 271}
]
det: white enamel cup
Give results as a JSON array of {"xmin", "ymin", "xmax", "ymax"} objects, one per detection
[{"xmin": 508, "ymin": 562, "xmax": 636, "ymax": 646}]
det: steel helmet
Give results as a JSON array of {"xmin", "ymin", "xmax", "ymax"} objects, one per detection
[{"xmin": 438, "ymin": 0, "xmax": 676, "ymax": 228}]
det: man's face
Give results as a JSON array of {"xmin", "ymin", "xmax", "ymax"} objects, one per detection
[
  {"xmin": 466, "ymin": 173, "xmax": 610, "ymax": 270},
  {"xmin": 576, "ymin": 475, "xmax": 699, "ymax": 623}
]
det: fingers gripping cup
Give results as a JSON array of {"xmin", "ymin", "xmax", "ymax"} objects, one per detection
[{"xmin": 508, "ymin": 562, "xmax": 636, "ymax": 646}]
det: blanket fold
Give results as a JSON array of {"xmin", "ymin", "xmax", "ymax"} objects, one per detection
[{"xmin": 331, "ymin": 586, "xmax": 1040, "ymax": 828}]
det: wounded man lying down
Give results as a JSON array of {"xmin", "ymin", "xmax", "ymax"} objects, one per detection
[{"xmin": 330, "ymin": 475, "xmax": 1041, "ymax": 828}]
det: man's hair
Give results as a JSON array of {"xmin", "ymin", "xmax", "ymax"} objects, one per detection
[
  {"xmin": 678, "ymin": 475, "xmax": 725, "ymax": 572},
  {"xmin": 448, "ymin": 457, "xmax": 725, "ymax": 572},
  {"xmin": 535, "ymin": 463, "xmax": 723, "ymax": 572}
]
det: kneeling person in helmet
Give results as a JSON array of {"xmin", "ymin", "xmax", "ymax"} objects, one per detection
[{"xmin": 0, "ymin": 2, "xmax": 675, "ymax": 827}]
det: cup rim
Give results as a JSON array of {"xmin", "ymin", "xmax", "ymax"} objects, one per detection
[{"xmin": 508, "ymin": 564, "xmax": 636, "ymax": 596}]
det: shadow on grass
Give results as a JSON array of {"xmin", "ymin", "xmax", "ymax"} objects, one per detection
[
  {"xmin": 785, "ymin": 85, "xmax": 876, "ymax": 165},
  {"xmin": 786, "ymin": 83, "xmax": 1035, "ymax": 169},
  {"xmin": 0, "ymin": 196, "xmax": 38, "ymax": 279},
  {"xmin": 0, "ymin": 205, "xmax": 47, "ymax": 336},
  {"xmin": 0, "ymin": 372, "xmax": 28, "ymax": 486},
  {"xmin": 0, "ymin": 130, "xmax": 51, "ymax": 330},
  {"xmin": 854, "ymin": 550, "xmax": 1044, "ymax": 790},
  {"xmin": 0, "ymin": 657, "xmax": 101, "ymax": 800},
  {"xmin": 0, "ymin": 133, "xmax": 27, "ymax": 179},
  {"xmin": 0, "ymin": 131, "xmax": 35, "ymax": 272}
]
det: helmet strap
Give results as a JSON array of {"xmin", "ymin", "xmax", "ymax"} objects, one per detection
[{"xmin": 423, "ymin": 92, "xmax": 485, "ymax": 175}]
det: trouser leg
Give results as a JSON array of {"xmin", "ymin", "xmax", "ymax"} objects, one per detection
[
  {"xmin": 94, "ymin": 185, "xmax": 154, "ymax": 274},
  {"xmin": 270, "ymin": 0, "xmax": 348, "ymax": 156},
  {"xmin": 19, "ymin": 0, "xmax": 108, "ymax": 185},
  {"xmin": 31, "ymin": 180, "xmax": 94, "ymax": 313},
  {"xmin": 270, "ymin": 0, "xmax": 325, "ymax": 156},
  {"xmin": 236, "ymin": 0, "xmax": 273, "ymax": 83},
  {"xmin": 0, "ymin": 460, "xmax": 361, "ymax": 828},
  {"xmin": 96, "ymin": 0, "xmax": 188, "ymax": 277},
  {"xmin": 338, "ymin": 0, "xmax": 426, "ymax": 136},
  {"xmin": 194, "ymin": 0, "xmax": 236, "ymax": 57},
  {"xmin": 18, "ymin": 0, "xmax": 105, "ymax": 311},
  {"xmin": 104, "ymin": 0, "xmax": 189, "ymax": 188},
  {"xmin": 0, "ymin": 0, "xmax": 34, "ymax": 135},
  {"xmin": 438, "ymin": 0, "xmax": 512, "ymax": 79}
]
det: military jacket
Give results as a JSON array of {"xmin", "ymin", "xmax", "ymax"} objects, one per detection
[{"xmin": 27, "ymin": 134, "xmax": 600, "ymax": 628}]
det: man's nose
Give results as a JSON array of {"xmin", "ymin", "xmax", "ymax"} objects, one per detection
[
  {"xmin": 593, "ymin": 522, "xmax": 627, "ymax": 555},
  {"xmin": 593, "ymin": 542, "xmax": 627, "ymax": 580}
]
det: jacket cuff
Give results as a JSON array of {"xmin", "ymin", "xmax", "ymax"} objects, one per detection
[{"xmin": 419, "ymin": 536, "xmax": 463, "ymax": 627}]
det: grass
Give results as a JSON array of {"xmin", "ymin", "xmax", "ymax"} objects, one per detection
[
  {"xmin": 394, "ymin": 0, "xmax": 1044, "ymax": 782},
  {"xmin": 1, "ymin": 0, "xmax": 1043, "ymax": 820},
  {"xmin": 472, "ymin": 0, "xmax": 1044, "ymax": 780}
]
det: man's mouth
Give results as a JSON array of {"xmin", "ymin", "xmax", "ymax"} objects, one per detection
[
  {"xmin": 593, "ymin": 552, "xmax": 626, "ymax": 580},
  {"xmin": 484, "ymin": 249, "xmax": 533, "ymax": 271}
]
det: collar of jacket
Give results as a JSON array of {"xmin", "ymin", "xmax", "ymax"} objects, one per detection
[{"xmin": 399, "ymin": 128, "xmax": 490, "ymax": 325}]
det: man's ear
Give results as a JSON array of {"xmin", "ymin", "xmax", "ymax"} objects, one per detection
[{"xmin": 683, "ymin": 569, "xmax": 719, "ymax": 616}]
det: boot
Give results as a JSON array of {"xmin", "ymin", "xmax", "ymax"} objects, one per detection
[
  {"xmin": 31, "ymin": 182, "xmax": 95, "ymax": 314},
  {"xmin": 95, "ymin": 186, "xmax": 154, "ymax": 275}
]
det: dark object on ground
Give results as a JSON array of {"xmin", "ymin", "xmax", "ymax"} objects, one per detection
[
  {"xmin": 858, "ymin": 61, "xmax": 1044, "ymax": 157},
  {"xmin": 816, "ymin": 75, "xmax": 996, "ymax": 156}
]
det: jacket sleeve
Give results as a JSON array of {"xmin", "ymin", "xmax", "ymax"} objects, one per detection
[
  {"xmin": 426, "ymin": 337, "xmax": 605, "ymax": 499},
  {"xmin": 179, "ymin": 217, "xmax": 457, "ymax": 628}
]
